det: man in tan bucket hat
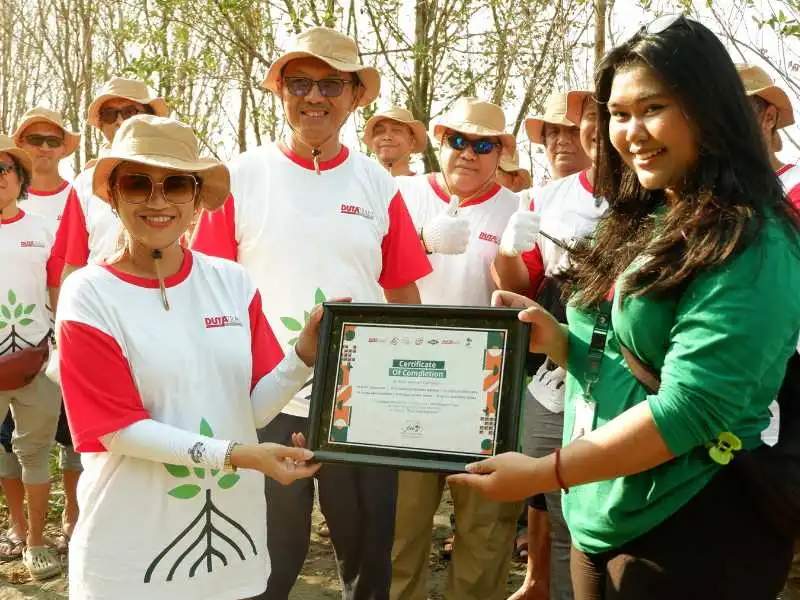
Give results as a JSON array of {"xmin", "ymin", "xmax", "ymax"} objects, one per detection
[
  {"xmin": 525, "ymin": 92, "xmax": 591, "ymax": 181},
  {"xmin": 363, "ymin": 107, "xmax": 427, "ymax": 176},
  {"xmin": 390, "ymin": 98, "xmax": 536, "ymax": 600},
  {"xmin": 737, "ymin": 64, "xmax": 800, "ymax": 209},
  {"xmin": 192, "ymin": 26, "xmax": 431, "ymax": 600},
  {"xmin": 12, "ymin": 107, "xmax": 79, "ymax": 225}
]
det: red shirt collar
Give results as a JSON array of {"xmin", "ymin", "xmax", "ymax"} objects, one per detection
[
  {"xmin": 426, "ymin": 174, "xmax": 501, "ymax": 208},
  {"xmin": 579, "ymin": 169, "xmax": 594, "ymax": 194},
  {"xmin": 102, "ymin": 248, "xmax": 194, "ymax": 289},
  {"xmin": 277, "ymin": 142, "xmax": 349, "ymax": 172},
  {"xmin": 28, "ymin": 180, "xmax": 69, "ymax": 196},
  {"xmin": 777, "ymin": 164, "xmax": 796, "ymax": 176},
  {"xmin": 0, "ymin": 209, "xmax": 25, "ymax": 225}
]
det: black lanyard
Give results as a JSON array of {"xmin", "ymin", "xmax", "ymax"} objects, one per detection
[{"xmin": 584, "ymin": 303, "xmax": 611, "ymax": 400}]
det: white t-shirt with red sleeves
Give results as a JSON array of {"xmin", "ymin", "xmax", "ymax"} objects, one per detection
[
  {"xmin": 56, "ymin": 166, "xmax": 122, "ymax": 268},
  {"xmin": 191, "ymin": 142, "xmax": 431, "ymax": 417},
  {"xmin": 56, "ymin": 250, "xmax": 284, "ymax": 600},
  {"xmin": 19, "ymin": 180, "xmax": 71, "ymax": 228},
  {"xmin": 778, "ymin": 163, "xmax": 800, "ymax": 210},
  {"xmin": 531, "ymin": 170, "xmax": 607, "ymax": 277},
  {"xmin": 396, "ymin": 174, "xmax": 519, "ymax": 306},
  {"xmin": 0, "ymin": 210, "xmax": 59, "ymax": 361}
]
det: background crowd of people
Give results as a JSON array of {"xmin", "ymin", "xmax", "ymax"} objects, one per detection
[{"xmin": 0, "ymin": 13, "xmax": 799, "ymax": 600}]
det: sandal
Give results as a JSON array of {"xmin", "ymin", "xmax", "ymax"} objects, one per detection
[
  {"xmin": 23, "ymin": 546, "xmax": 62, "ymax": 581},
  {"xmin": 0, "ymin": 531, "xmax": 25, "ymax": 562},
  {"xmin": 316, "ymin": 519, "xmax": 330, "ymax": 538},
  {"xmin": 513, "ymin": 531, "xmax": 529, "ymax": 562}
]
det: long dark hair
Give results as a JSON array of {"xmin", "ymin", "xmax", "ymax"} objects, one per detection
[{"xmin": 568, "ymin": 17, "xmax": 799, "ymax": 307}]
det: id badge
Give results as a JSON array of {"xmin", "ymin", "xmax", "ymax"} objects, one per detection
[{"xmin": 570, "ymin": 394, "xmax": 596, "ymax": 442}]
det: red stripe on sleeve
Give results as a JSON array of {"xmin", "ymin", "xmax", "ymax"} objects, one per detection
[
  {"xmin": 61, "ymin": 188, "xmax": 90, "ymax": 268},
  {"xmin": 191, "ymin": 194, "xmax": 238, "ymax": 261},
  {"xmin": 249, "ymin": 290, "xmax": 285, "ymax": 392},
  {"xmin": 379, "ymin": 192, "xmax": 432, "ymax": 290},
  {"xmin": 520, "ymin": 245, "xmax": 546, "ymax": 298},
  {"xmin": 58, "ymin": 320, "xmax": 150, "ymax": 452},
  {"xmin": 788, "ymin": 184, "xmax": 800, "ymax": 211}
]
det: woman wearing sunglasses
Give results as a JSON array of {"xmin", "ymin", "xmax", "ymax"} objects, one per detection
[
  {"xmin": 0, "ymin": 135, "xmax": 64, "ymax": 580},
  {"xmin": 56, "ymin": 115, "xmax": 325, "ymax": 600},
  {"xmin": 450, "ymin": 17, "xmax": 799, "ymax": 599}
]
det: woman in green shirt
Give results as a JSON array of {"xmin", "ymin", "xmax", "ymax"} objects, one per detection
[{"xmin": 450, "ymin": 16, "xmax": 799, "ymax": 600}]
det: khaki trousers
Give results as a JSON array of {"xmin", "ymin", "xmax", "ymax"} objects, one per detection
[
  {"xmin": 390, "ymin": 470, "xmax": 521, "ymax": 600},
  {"xmin": 783, "ymin": 542, "xmax": 800, "ymax": 599}
]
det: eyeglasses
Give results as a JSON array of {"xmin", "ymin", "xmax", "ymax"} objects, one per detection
[
  {"xmin": 283, "ymin": 76, "xmax": 355, "ymax": 98},
  {"xmin": 114, "ymin": 173, "xmax": 199, "ymax": 205},
  {"xmin": 98, "ymin": 105, "xmax": 146, "ymax": 125},
  {"xmin": 622, "ymin": 14, "xmax": 693, "ymax": 44},
  {"xmin": 0, "ymin": 162, "xmax": 16, "ymax": 177},
  {"xmin": 24, "ymin": 134, "xmax": 64, "ymax": 148},
  {"xmin": 445, "ymin": 133, "xmax": 501, "ymax": 155}
]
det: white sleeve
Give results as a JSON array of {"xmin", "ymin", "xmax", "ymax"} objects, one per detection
[
  {"xmin": 100, "ymin": 419, "xmax": 231, "ymax": 469},
  {"xmin": 251, "ymin": 346, "xmax": 313, "ymax": 428}
]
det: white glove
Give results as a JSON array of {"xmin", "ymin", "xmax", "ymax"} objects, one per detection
[
  {"xmin": 421, "ymin": 195, "xmax": 470, "ymax": 255},
  {"xmin": 499, "ymin": 194, "xmax": 540, "ymax": 257}
]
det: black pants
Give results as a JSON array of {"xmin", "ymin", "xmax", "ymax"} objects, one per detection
[
  {"xmin": 251, "ymin": 413, "xmax": 397, "ymax": 600},
  {"xmin": 571, "ymin": 466, "xmax": 792, "ymax": 600}
]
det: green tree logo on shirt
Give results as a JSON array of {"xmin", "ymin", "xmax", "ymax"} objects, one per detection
[
  {"xmin": 0, "ymin": 290, "xmax": 38, "ymax": 356},
  {"xmin": 144, "ymin": 418, "xmax": 256, "ymax": 584},
  {"xmin": 280, "ymin": 287, "xmax": 326, "ymax": 345}
]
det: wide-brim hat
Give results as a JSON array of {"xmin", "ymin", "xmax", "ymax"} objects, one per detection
[
  {"xmin": 12, "ymin": 107, "xmax": 81, "ymax": 157},
  {"xmin": 498, "ymin": 150, "xmax": 532, "ymax": 189},
  {"xmin": 0, "ymin": 134, "xmax": 32, "ymax": 178},
  {"xmin": 565, "ymin": 90, "xmax": 595, "ymax": 128},
  {"xmin": 262, "ymin": 27, "xmax": 380, "ymax": 107},
  {"xmin": 431, "ymin": 97, "xmax": 515, "ymax": 157},
  {"xmin": 92, "ymin": 115, "xmax": 229, "ymax": 211},
  {"xmin": 88, "ymin": 77, "xmax": 169, "ymax": 130},
  {"xmin": 363, "ymin": 107, "xmax": 428, "ymax": 153},
  {"xmin": 525, "ymin": 92, "xmax": 577, "ymax": 145},
  {"xmin": 736, "ymin": 64, "xmax": 795, "ymax": 129}
]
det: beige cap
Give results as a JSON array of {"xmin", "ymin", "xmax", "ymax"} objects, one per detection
[
  {"xmin": 498, "ymin": 150, "xmax": 532, "ymax": 189},
  {"xmin": 431, "ymin": 98, "xmax": 515, "ymax": 157},
  {"xmin": 565, "ymin": 90, "xmax": 595, "ymax": 129},
  {"xmin": 525, "ymin": 92, "xmax": 577, "ymax": 145},
  {"xmin": 0, "ymin": 134, "xmax": 33, "ymax": 178},
  {"xmin": 12, "ymin": 107, "xmax": 81, "ymax": 157},
  {"xmin": 92, "ymin": 115, "xmax": 229, "ymax": 211},
  {"xmin": 737, "ymin": 64, "xmax": 795, "ymax": 129},
  {"xmin": 363, "ymin": 107, "xmax": 428, "ymax": 153},
  {"xmin": 87, "ymin": 77, "xmax": 169, "ymax": 129},
  {"xmin": 262, "ymin": 27, "xmax": 380, "ymax": 107}
]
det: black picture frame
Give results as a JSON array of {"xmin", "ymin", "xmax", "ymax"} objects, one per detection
[{"xmin": 306, "ymin": 302, "xmax": 530, "ymax": 472}]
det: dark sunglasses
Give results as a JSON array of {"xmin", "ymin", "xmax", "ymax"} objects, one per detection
[
  {"xmin": 283, "ymin": 76, "xmax": 355, "ymax": 98},
  {"xmin": 98, "ymin": 105, "xmax": 146, "ymax": 125},
  {"xmin": 622, "ymin": 14, "xmax": 694, "ymax": 43},
  {"xmin": 445, "ymin": 133, "xmax": 501, "ymax": 155},
  {"xmin": 24, "ymin": 134, "xmax": 64, "ymax": 148},
  {"xmin": 0, "ymin": 162, "xmax": 17, "ymax": 177},
  {"xmin": 114, "ymin": 173, "xmax": 199, "ymax": 205}
]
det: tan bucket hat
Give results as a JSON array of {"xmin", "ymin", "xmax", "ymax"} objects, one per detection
[
  {"xmin": 0, "ymin": 134, "xmax": 32, "ymax": 178},
  {"xmin": 565, "ymin": 90, "xmax": 595, "ymax": 128},
  {"xmin": 262, "ymin": 27, "xmax": 380, "ymax": 107},
  {"xmin": 12, "ymin": 107, "xmax": 81, "ymax": 157},
  {"xmin": 431, "ymin": 98, "xmax": 516, "ymax": 157},
  {"xmin": 92, "ymin": 115, "xmax": 229, "ymax": 211},
  {"xmin": 87, "ymin": 77, "xmax": 169, "ymax": 130},
  {"xmin": 363, "ymin": 107, "xmax": 428, "ymax": 153},
  {"xmin": 525, "ymin": 92, "xmax": 577, "ymax": 145},
  {"xmin": 736, "ymin": 64, "xmax": 795, "ymax": 129},
  {"xmin": 498, "ymin": 150, "xmax": 533, "ymax": 189}
]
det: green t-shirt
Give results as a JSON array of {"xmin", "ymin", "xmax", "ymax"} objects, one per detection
[{"xmin": 562, "ymin": 217, "xmax": 800, "ymax": 554}]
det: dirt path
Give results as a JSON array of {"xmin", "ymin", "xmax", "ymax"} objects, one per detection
[{"xmin": 0, "ymin": 489, "xmax": 524, "ymax": 599}]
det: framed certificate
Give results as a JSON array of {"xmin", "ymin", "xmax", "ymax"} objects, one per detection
[{"xmin": 306, "ymin": 303, "xmax": 530, "ymax": 472}]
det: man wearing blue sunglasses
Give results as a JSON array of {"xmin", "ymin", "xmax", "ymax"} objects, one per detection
[{"xmin": 391, "ymin": 98, "xmax": 540, "ymax": 600}]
